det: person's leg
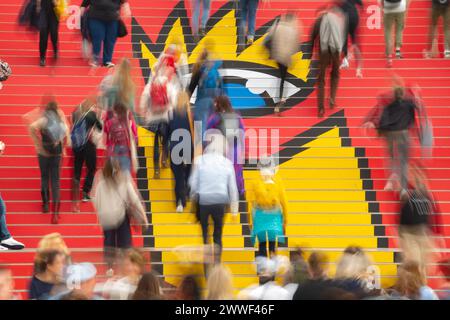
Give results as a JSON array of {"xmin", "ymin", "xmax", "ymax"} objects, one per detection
[
  {"xmin": 192, "ymin": 0, "xmax": 201, "ymax": 35},
  {"xmin": 277, "ymin": 62, "xmax": 288, "ymax": 103},
  {"xmin": 160, "ymin": 122, "xmax": 170, "ymax": 167},
  {"xmin": 211, "ymin": 204, "xmax": 225, "ymax": 264},
  {"xmin": 201, "ymin": 0, "xmax": 211, "ymax": 30},
  {"xmin": 240, "ymin": 0, "xmax": 249, "ymax": 38},
  {"xmin": 153, "ymin": 127, "xmax": 161, "ymax": 175},
  {"xmin": 73, "ymin": 148, "xmax": 84, "ymax": 199},
  {"xmin": 384, "ymin": 13, "xmax": 394, "ymax": 56},
  {"xmin": 117, "ymin": 215, "xmax": 132, "ymax": 249},
  {"xmin": 317, "ymin": 51, "xmax": 329, "ymax": 116},
  {"xmin": 199, "ymin": 205, "xmax": 210, "ymax": 245},
  {"xmin": 38, "ymin": 155, "xmax": 50, "ymax": 210},
  {"xmin": 49, "ymin": 11, "xmax": 59, "ymax": 57},
  {"xmin": 443, "ymin": 6, "xmax": 450, "ymax": 53},
  {"xmin": 88, "ymin": 18, "xmax": 106, "ymax": 64},
  {"xmin": 385, "ymin": 132, "xmax": 398, "ymax": 189},
  {"xmin": 257, "ymin": 241, "xmax": 268, "ymax": 258},
  {"xmin": 103, "ymin": 20, "xmax": 118, "ymax": 65},
  {"xmin": 103, "ymin": 228, "xmax": 116, "ymax": 270},
  {"xmin": 83, "ymin": 142, "xmax": 97, "ymax": 194},
  {"xmin": 247, "ymin": 0, "xmax": 259, "ymax": 40},
  {"xmin": 0, "ymin": 196, "xmax": 11, "ymax": 241},
  {"xmin": 268, "ymin": 241, "xmax": 276, "ymax": 257},
  {"xmin": 171, "ymin": 162, "xmax": 184, "ymax": 207},
  {"xmin": 395, "ymin": 12, "xmax": 405, "ymax": 55},
  {"xmin": 428, "ymin": 4, "xmax": 441, "ymax": 53},
  {"xmin": 39, "ymin": 13, "xmax": 49, "ymax": 61},
  {"xmin": 49, "ymin": 156, "xmax": 61, "ymax": 223},
  {"xmin": 329, "ymin": 51, "xmax": 341, "ymax": 108}
]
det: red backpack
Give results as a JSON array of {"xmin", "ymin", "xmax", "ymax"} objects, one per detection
[
  {"xmin": 150, "ymin": 76, "xmax": 169, "ymax": 114},
  {"xmin": 107, "ymin": 111, "xmax": 129, "ymax": 146}
]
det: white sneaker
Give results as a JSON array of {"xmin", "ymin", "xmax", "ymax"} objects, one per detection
[
  {"xmin": 340, "ymin": 57, "xmax": 349, "ymax": 69},
  {"xmin": 176, "ymin": 204, "xmax": 184, "ymax": 213},
  {"xmin": 0, "ymin": 245, "xmax": 8, "ymax": 251},
  {"xmin": 0, "ymin": 237, "xmax": 25, "ymax": 250},
  {"xmin": 445, "ymin": 51, "xmax": 450, "ymax": 59}
]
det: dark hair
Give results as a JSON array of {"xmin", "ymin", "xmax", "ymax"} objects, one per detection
[
  {"xmin": 395, "ymin": 261, "xmax": 425, "ymax": 299},
  {"xmin": 125, "ymin": 248, "xmax": 146, "ymax": 274},
  {"xmin": 177, "ymin": 275, "xmax": 201, "ymax": 300},
  {"xmin": 308, "ymin": 251, "xmax": 329, "ymax": 279},
  {"xmin": 113, "ymin": 101, "xmax": 128, "ymax": 119},
  {"xmin": 214, "ymin": 95, "xmax": 233, "ymax": 113},
  {"xmin": 132, "ymin": 272, "xmax": 162, "ymax": 300},
  {"xmin": 45, "ymin": 100, "xmax": 61, "ymax": 120},
  {"xmin": 34, "ymin": 250, "xmax": 63, "ymax": 274}
]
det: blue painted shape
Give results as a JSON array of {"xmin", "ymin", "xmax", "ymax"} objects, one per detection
[{"xmin": 224, "ymin": 83, "xmax": 265, "ymax": 110}]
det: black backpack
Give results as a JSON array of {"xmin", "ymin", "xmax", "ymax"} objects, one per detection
[{"xmin": 400, "ymin": 190, "xmax": 432, "ymax": 226}]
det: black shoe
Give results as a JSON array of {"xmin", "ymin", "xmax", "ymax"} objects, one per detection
[
  {"xmin": 42, "ymin": 203, "xmax": 49, "ymax": 213},
  {"xmin": 82, "ymin": 192, "xmax": 91, "ymax": 202},
  {"xmin": 39, "ymin": 58, "xmax": 46, "ymax": 67},
  {"xmin": 199, "ymin": 27, "xmax": 206, "ymax": 37}
]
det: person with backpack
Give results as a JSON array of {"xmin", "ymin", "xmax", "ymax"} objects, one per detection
[
  {"xmin": 188, "ymin": 47, "xmax": 223, "ymax": 146},
  {"xmin": 92, "ymin": 158, "xmax": 148, "ymax": 275},
  {"xmin": 103, "ymin": 101, "xmax": 138, "ymax": 174},
  {"xmin": 311, "ymin": 5, "xmax": 346, "ymax": 118},
  {"xmin": 425, "ymin": 0, "xmax": 450, "ymax": 58},
  {"xmin": 265, "ymin": 13, "xmax": 301, "ymax": 115},
  {"xmin": 398, "ymin": 164, "xmax": 444, "ymax": 278},
  {"xmin": 168, "ymin": 92, "xmax": 194, "ymax": 213},
  {"xmin": 382, "ymin": 0, "xmax": 408, "ymax": 67},
  {"xmin": 70, "ymin": 97, "xmax": 103, "ymax": 209},
  {"xmin": 80, "ymin": 0, "xmax": 131, "ymax": 68},
  {"xmin": 36, "ymin": 0, "xmax": 61, "ymax": 67},
  {"xmin": 206, "ymin": 95, "xmax": 245, "ymax": 196},
  {"xmin": 29, "ymin": 99, "xmax": 70, "ymax": 224},
  {"xmin": 140, "ymin": 53, "xmax": 181, "ymax": 179}
]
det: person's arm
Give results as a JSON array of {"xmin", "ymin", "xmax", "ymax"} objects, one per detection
[
  {"xmin": 126, "ymin": 179, "xmax": 149, "ymax": 226},
  {"xmin": 227, "ymin": 162, "xmax": 239, "ymax": 215},
  {"xmin": 310, "ymin": 15, "xmax": 322, "ymax": 52},
  {"xmin": 80, "ymin": 0, "xmax": 90, "ymax": 15},
  {"xmin": 188, "ymin": 69, "xmax": 201, "ymax": 97},
  {"xmin": 139, "ymin": 81, "xmax": 151, "ymax": 119},
  {"xmin": 58, "ymin": 109, "xmax": 71, "ymax": 148},
  {"xmin": 205, "ymin": 113, "xmax": 220, "ymax": 130},
  {"xmin": 29, "ymin": 117, "xmax": 47, "ymax": 155},
  {"xmin": 188, "ymin": 159, "xmax": 199, "ymax": 199},
  {"xmin": 129, "ymin": 112, "xmax": 138, "ymax": 143},
  {"xmin": 92, "ymin": 111, "xmax": 103, "ymax": 130}
]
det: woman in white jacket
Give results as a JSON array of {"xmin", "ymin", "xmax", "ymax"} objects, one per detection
[
  {"xmin": 92, "ymin": 158, "xmax": 148, "ymax": 275},
  {"xmin": 189, "ymin": 134, "xmax": 239, "ymax": 267}
]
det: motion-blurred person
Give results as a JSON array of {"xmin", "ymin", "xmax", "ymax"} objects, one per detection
[
  {"xmin": 50, "ymin": 263, "xmax": 103, "ymax": 300},
  {"xmin": 311, "ymin": 5, "xmax": 346, "ymax": 117},
  {"xmin": 189, "ymin": 134, "xmax": 239, "ymax": 267},
  {"xmin": 103, "ymin": 101, "xmax": 138, "ymax": 173},
  {"xmin": 382, "ymin": 0, "xmax": 407, "ymax": 67},
  {"xmin": 80, "ymin": 0, "xmax": 131, "ymax": 67},
  {"xmin": 102, "ymin": 58, "xmax": 137, "ymax": 111},
  {"xmin": 425, "ymin": 0, "xmax": 450, "ymax": 58},
  {"xmin": 132, "ymin": 272, "xmax": 163, "ymax": 300},
  {"xmin": 0, "ymin": 140, "xmax": 25, "ymax": 250},
  {"xmin": 70, "ymin": 97, "xmax": 103, "ymax": 209},
  {"xmin": 237, "ymin": 256, "xmax": 290, "ymax": 300},
  {"xmin": 283, "ymin": 248, "xmax": 310, "ymax": 298},
  {"xmin": 398, "ymin": 165, "xmax": 444, "ymax": 277},
  {"xmin": 334, "ymin": 246, "xmax": 380, "ymax": 298},
  {"xmin": 174, "ymin": 274, "xmax": 201, "ymax": 300},
  {"xmin": 92, "ymin": 158, "xmax": 148, "ymax": 276},
  {"xmin": 265, "ymin": 13, "xmax": 301, "ymax": 115},
  {"xmin": 28, "ymin": 250, "xmax": 66, "ymax": 300},
  {"xmin": 0, "ymin": 268, "xmax": 21, "ymax": 300},
  {"xmin": 100, "ymin": 248, "xmax": 146, "ymax": 300},
  {"xmin": 363, "ymin": 83, "xmax": 418, "ymax": 192},
  {"xmin": 29, "ymin": 98, "xmax": 70, "ymax": 224},
  {"xmin": 37, "ymin": 0, "xmax": 61, "ymax": 66},
  {"xmin": 240, "ymin": 0, "xmax": 264, "ymax": 45},
  {"xmin": 168, "ymin": 92, "xmax": 194, "ymax": 212},
  {"xmin": 337, "ymin": 0, "xmax": 363, "ymax": 76},
  {"xmin": 192, "ymin": 0, "xmax": 211, "ymax": 40},
  {"xmin": 390, "ymin": 261, "xmax": 439, "ymax": 300},
  {"xmin": 140, "ymin": 50, "xmax": 180, "ymax": 179},
  {"xmin": 206, "ymin": 264, "xmax": 235, "ymax": 300},
  {"xmin": 247, "ymin": 156, "xmax": 287, "ymax": 258},
  {"xmin": 35, "ymin": 232, "xmax": 71, "ymax": 271},
  {"xmin": 188, "ymin": 45, "xmax": 223, "ymax": 143},
  {"xmin": 206, "ymin": 95, "xmax": 245, "ymax": 195}
]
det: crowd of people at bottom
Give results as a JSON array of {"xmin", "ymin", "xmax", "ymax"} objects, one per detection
[{"xmin": 0, "ymin": 231, "xmax": 448, "ymax": 300}]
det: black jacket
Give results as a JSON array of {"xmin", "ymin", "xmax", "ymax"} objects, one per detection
[{"xmin": 81, "ymin": 0, "xmax": 125, "ymax": 21}]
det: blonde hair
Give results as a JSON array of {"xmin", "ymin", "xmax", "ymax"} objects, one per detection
[
  {"xmin": 335, "ymin": 247, "xmax": 371, "ymax": 280},
  {"xmin": 112, "ymin": 58, "xmax": 136, "ymax": 108},
  {"xmin": 206, "ymin": 265, "xmax": 234, "ymax": 300},
  {"xmin": 37, "ymin": 233, "xmax": 70, "ymax": 256},
  {"xmin": 395, "ymin": 261, "xmax": 426, "ymax": 299},
  {"xmin": 175, "ymin": 91, "xmax": 190, "ymax": 114}
]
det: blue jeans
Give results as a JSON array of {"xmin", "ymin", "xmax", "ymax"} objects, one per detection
[
  {"xmin": 88, "ymin": 18, "xmax": 118, "ymax": 65},
  {"xmin": 112, "ymin": 145, "xmax": 131, "ymax": 173},
  {"xmin": 240, "ymin": 0, "xmax": 259, "ymax": 37},
  {"xmin": 192, "ymin": 0, "xmax": 211, "ymax": 34},
  {"xmin": 0, "ymin": 195, "xmax": 11, "ymax": 241}
]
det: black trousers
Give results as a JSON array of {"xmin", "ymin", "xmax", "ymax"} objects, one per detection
[
  {"xmin": 103, "ymin": 215, "xmax": 132, "ymax": 268},
  {"xmin": 38, "ymin": 154, "xmax": 61, "ymax": 205},
  {"xmin": 73, "ymin": 141, "xmax": 97, "ymax": 195},
  {"xmin": 277, "ymin": 62, "xmax": 288, "ymax": 102},
  {"xmin": 39, "ymin": 10, "xmax": 59, "ymax": 59},
  {"xmin": 153, "ymin": 122, "xmax": 169, "ymax": 170},
  {"xmin": 170, "ymin": 161, "xmax": 191, "ymax": 207},
  {"xmin": 257, "ymin": 241, "xmax": 276, "ymax": 258},
  {"xmin": 199, "ymin": 204, "xmax": 225, "ymax": 263}
]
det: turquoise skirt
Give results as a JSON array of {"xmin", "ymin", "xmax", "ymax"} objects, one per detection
[{"xmin": 251, "ymin": 207, "xmax": 285, "ymax": 245}]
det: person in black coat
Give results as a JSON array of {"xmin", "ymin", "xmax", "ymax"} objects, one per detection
[{"xmin": 37, "ymin": 0, "xmax": 59, "ymax": 67}]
